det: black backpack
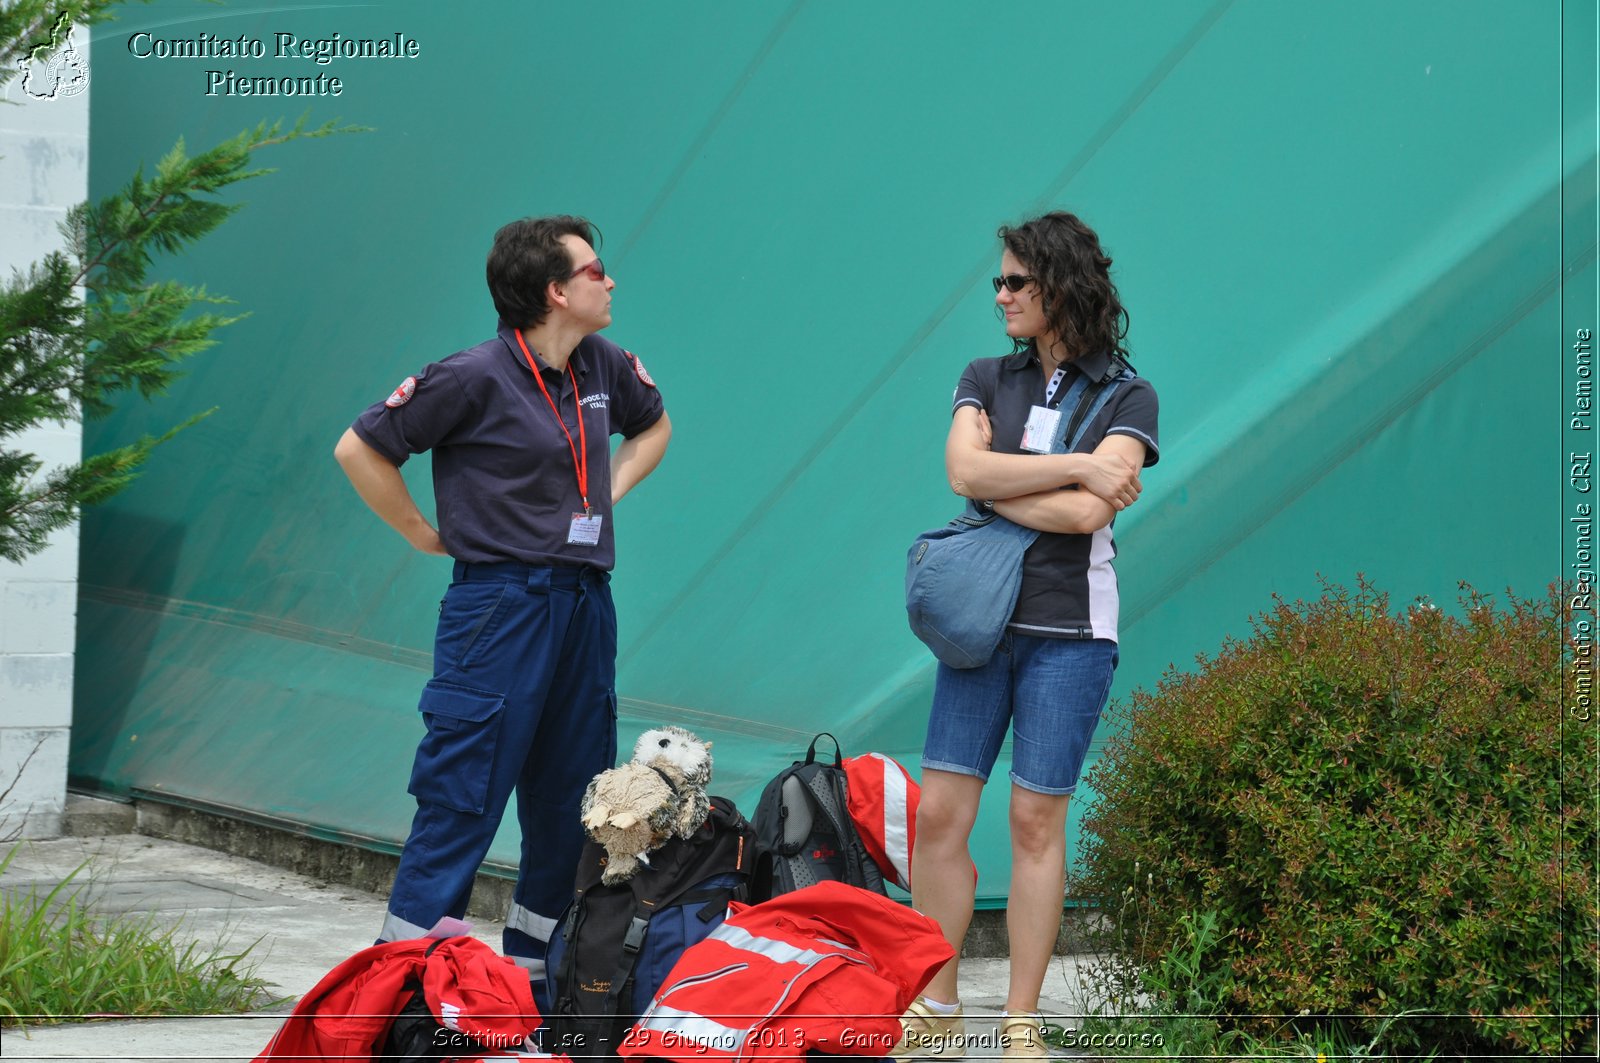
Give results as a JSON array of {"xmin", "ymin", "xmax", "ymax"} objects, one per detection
[
  {"xmin": 544, "ymin": 795, "xmax": 752, "ymax": 1061},
  {"xmin": 749, "ymin": 733, "xmax": 886, "ymax": 902}
]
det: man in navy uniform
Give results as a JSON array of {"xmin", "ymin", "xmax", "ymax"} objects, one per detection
[{"xmin": 335, "ymin": 215, "xmax": 671, "ymax": 1000}]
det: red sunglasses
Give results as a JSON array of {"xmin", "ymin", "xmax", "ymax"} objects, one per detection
[{"xmin": 568, "ymin": 258, "xmax": 606, "ymax": 283}]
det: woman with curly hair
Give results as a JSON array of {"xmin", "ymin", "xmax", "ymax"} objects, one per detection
[{"xmin": 895, "ymin": 212, "xmax": 1160, "ymax": 1060}]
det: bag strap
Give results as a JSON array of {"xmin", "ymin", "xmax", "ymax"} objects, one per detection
[
  {"xmin": 805, "ymin": 732, "xmax": 843, "ymax": 768},
  {"xmin": 679, "ymin": 883, "xmax": 739, "ymax": 922},
  {"xmin": 554, "ymin": 902, "xmax": 583, "ymax": 1011},
  {"xmin": 1056, "ymin": 358, "xmax": 1134, "ymax": 454},
  {"xmin": 1059, "ymin": 380, "xmax": 1107, "ymax": 452},
  {"xmin": 822, "ymin": 767, "xmax": 878, "ymax": 891},
  {"xmin": 598, "ymin": 903, "xmax": 651, "ymax": 1018}
]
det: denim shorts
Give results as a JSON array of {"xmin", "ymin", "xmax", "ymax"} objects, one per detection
[{"xmin": 922, "ymin": 632, "xmax": 1118, "ymax": 796}]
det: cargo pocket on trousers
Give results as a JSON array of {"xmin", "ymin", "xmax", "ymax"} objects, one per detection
[
  {"xmin": 408, "ymin": 681, "xmax": 505, "ymax": 814},
  {"xmin": 437, "ymin": 581, "xmax": 512, "ymax": 672}
]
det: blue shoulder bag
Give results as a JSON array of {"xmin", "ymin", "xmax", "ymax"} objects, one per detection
[{"xmin": 905, "ymin": 362, "xmax": 1132, "ymax": 669}]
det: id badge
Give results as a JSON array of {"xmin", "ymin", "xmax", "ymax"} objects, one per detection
[
  {"xmin": 567, "ymin": 511, "xmax": 603, "ymax": 546},
  {"xmin": 1020, "ymin": 405, "xmax": 1062, "ymax": 453}
]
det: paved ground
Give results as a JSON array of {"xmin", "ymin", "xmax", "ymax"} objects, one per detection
[{"xmin": 0, "ymin": 832, "xmax": 1113, "ymax": 1061}]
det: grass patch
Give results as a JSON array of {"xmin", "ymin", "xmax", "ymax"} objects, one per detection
[
  {"xmin": 0, "ymin": 846, "xmax": 275, "ymax": 1025},
  {"xmin": 1051, "ymin": 909, "xmax": 1438, "ymax": 1059}
]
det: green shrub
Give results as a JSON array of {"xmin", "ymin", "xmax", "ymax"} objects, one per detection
[{"xmin": 1073, "ymin": 580, "xmax": 1597, "ymax": 1055}]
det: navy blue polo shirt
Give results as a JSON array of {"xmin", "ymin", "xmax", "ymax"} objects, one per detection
[
  {"xmin": 352, "ymin": 320, "xmax": 664, "ymax": 570},
  {"xmin": 952, "ymin": 346, "xmax": 1159, "ymax": 641}
]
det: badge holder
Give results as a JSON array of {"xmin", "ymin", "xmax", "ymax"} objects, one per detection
[{"xmin": 567, "ymin": 510, "xmax": 603, "ymax": 546}]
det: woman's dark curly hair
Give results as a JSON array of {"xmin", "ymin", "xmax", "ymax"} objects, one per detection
[{"xmin": 999, "ymin": 211, "xmax": 1130, "ymax": 362}]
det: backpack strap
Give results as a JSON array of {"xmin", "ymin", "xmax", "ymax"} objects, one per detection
[
  {"xmin": 600, "ymin": 904, "xmax": 651, "ymax": 1018},
  {"xmin": 805, "ymin": 732, "xmax": 844, "ymax": 768},
  {"xmin": 553, "ymin": 899, "xmax": 583, "ymax": 1012},
  {"xmin": 825, "ymin": 767, "xmax": 875, "ymax": 891},
  {"xmin": 679, "ymin": 883, "xmax": 741, "ymax": 922},
  {"xmin": 580, "ymin": 885, "xmax": 661, "ymax": 1025}
]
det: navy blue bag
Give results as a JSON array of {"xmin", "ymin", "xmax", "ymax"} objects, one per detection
[
  {"xmin": 544, "ymin": 796, "xmax": 751, "ymax": 1061},
  {"xmin": 906, "ymin": 362, "xmax": 1133, "ymax": 669}
]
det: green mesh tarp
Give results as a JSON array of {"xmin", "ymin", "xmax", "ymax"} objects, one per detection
[{"xmin": 71, "ymin": 0, "xmax": 1593, "ymax": 905}]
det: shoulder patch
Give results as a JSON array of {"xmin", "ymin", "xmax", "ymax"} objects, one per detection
[
  {"xmin": 624, "ymin": 350, "xmax": 655, "ymax": 389},
  {"xmin": 384, "ymin": 375, "xmax": 417, "ymax": 408}
]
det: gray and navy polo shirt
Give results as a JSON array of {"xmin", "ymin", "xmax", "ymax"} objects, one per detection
[
  {"xmin": 352, "ymin": 320, "xmax": 664, "ymax": 570},
  {"xmin": 952, "ymin": 346, "xmax": 1159, "ymax": 642}
]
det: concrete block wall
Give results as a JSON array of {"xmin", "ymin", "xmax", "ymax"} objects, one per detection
[{"xmin": 0, "ymin": 22, "xmax": 90, "ymax": 839}]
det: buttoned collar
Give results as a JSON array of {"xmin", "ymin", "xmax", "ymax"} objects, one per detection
[{"xmin": 1000, "ymin": 343, "xmax": 1118, "ymax": 383}]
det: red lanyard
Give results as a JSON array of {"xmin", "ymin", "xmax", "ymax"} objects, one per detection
[{"xmin": 514, "ymin": 330, "xmax": 590, "ymax": 513}]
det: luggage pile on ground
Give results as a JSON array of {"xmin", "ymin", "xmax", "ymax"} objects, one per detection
[
  {"xmin": 252, "ymin": 732, "xmax": 948, "ymax": 1063},
  {"xmin": 250, "ymin": 936, "xmax": 539, "ymax": 1061}
]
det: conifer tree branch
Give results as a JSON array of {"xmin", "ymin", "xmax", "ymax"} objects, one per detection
[
  {"xmin": 0, "ymin": 2, "xmax": 367, "ymax": 561},
  {"xmin": 71, "ymin": 116, "xmax": 359, "ymax": 294}
]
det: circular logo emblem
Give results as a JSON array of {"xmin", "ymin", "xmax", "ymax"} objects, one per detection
[
  {"xmin": 627, "ymin": 351, "xmax": 655, "ymax": 388},
  {"xmin": 384, "ymin": 375, "xmax": 417, "ymax": 408}
]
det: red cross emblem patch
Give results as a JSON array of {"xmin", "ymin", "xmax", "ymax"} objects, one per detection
[
  {"xmin": 384, "ymin": 376, "xmax": 417, "ymax": 408},
  {"xmin": 626, "ymin": 351, "xmax": 655, "ymax": 388}
]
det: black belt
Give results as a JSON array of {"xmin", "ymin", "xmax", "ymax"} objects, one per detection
[{"xmin": 452, "ymin": 560, "xmax": 608, "ymax": 586}]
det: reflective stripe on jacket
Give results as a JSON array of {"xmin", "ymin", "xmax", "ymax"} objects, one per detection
[{"xmin": 620, "ymin": 881, "xmax": 953, "ymax": 1063}]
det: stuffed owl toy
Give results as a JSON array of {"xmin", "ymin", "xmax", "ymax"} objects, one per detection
[{"xmin": 580, "ymin": 725, "xmax": 714, "ymax": 884}]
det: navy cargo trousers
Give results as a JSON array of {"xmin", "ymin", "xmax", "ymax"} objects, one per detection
[{"xmin": 380, "ymin": 560, "xmax": 618, "ymax": 1007}]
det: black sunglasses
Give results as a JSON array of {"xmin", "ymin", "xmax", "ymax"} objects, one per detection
[{"xmin": 992, "ymin": 273, "xmax": 1035, "ymax": 293}]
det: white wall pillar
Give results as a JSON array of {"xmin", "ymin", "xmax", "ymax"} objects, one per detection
[{"xmin": 0, "ymin": 20, "xmax": 91, "ymax": 838}]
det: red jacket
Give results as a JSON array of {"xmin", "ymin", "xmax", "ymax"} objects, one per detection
[
  {"xmin": 619, "ymin": 881, "xmax": 953, "ymax": 1063},
  {"xmin": 253, "ymin": 936, "xmax": 539, "ymax": 1062}
]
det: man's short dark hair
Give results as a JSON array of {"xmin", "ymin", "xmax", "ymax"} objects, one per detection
[{"xmin": 486, "ymin": 215, "xmax": 599, "ymax": 328}]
